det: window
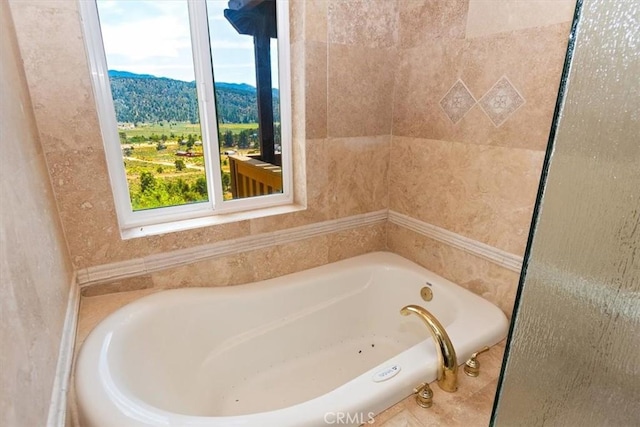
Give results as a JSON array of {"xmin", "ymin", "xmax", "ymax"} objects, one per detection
[{"xmin": 80, "ymin": 0, "xmax": 292, "ymax": 232}]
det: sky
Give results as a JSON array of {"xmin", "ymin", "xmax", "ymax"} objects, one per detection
[{"xmin": 96, "ymin": 0, "xmax": 279, "ymax": 87}]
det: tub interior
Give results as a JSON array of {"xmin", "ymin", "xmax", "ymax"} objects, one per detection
[{"xmin": 107, "ymin": 264, "xmax": 459, "ymax": 416}]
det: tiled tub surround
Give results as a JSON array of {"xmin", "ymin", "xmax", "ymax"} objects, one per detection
[
  {"xmin": 7, "ymin": 0, "xmax": 572, "ymax": 300},
  {"xmin": 4, "ymin": 0, "xmax": 575, "ymax": 425},
  {"xmin": 74, "ymin": 289, "xmax": 507, "ymax": 427},
  {"xmin": 73, "ymin": 254, "xmax": 508, "ymax": 427}
]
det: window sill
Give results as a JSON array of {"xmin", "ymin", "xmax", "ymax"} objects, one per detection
[{"xmin": 120, "ymin": 203, "xmax": 306, "ymax": 240}]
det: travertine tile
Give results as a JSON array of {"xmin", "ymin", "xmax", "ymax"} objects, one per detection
[
  {"xmin": 376, "ymin": 342, "xmax": 506, "ymax": 426},
  {"xmin": 81, "ymin": 275, "xmax": 154, "ymax": 298},
  {"xmin": 328, "ymin": 223, "xmax": 387, "ymax": 262},
  {"xmin": 305, "ymin": 42, "xmax": 327, "ymax": 139},
  {"xmin": 387, "ymin": 223, "xmax": 520, "ymax": 317},
  {"xmin": 398, "ymin": 0, "xmax": 469, "ymax": 47},
  {"xmin": 458, "ymin": 23, "xmax": 571, "ymax": 150},
  {"xmin": 378, "ymin": 409, "xmax": 424, "ymax": 427},
  {"xmin": 328, "ymin": 0, "xmax": 398, "ymax": 48},
  {"xmin": 305, "ymin": 0, "xmax": 328, "ymax": 43},
  {"xmin": 440, "ymin": 79, "xmax": 477, "ymax": 124},
  {"xmin": 466, "ymin": 0, "xmax": 576, "ymax": 39},
  {"xmin": 46, "ymin": 148, "xmax": 111, "ymax": 194},
  {"xmin": 150, "ymin": 254, "xmax": 254, "ymax": 289},
  {"xmin": 389, "ymin": 136, "xmax": 543, "ymax": 256},
  {"xmin": 327, "ymin": 43, "xmax": 395, "ymax": 137},
  {"xmin": 291, "ymin": 41, "xmax": 306, "ymax": 142},
  {"xmin": 393, "ymin": 23, "xmax": 571, "ymax": 151},
  {"xmin": 1, "ymin": 7, "xmax": 74, "ymax": 424},
  {"xmin": 327, "ymin": 136, "xmax": 390, "ymax": 218},
  {"xmin": 392, "ymin": 40, "xmax": 466, "ymax": 138},
  {"xmin": 288, "ymin": 0, "xmax": 304, "ymax": 43},
  {"xmin": 248, "ymin": 235, "xmax": 330, "ymax": 282}
]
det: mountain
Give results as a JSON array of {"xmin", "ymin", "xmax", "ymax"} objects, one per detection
[{"xmin": 107, "ymin": 70, "xmax": 279, "ymax": 124}]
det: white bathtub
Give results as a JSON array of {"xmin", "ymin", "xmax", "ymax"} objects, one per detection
[{"xmin": 75, "ymin": 252, "xmax": 508, "ymax": 426}]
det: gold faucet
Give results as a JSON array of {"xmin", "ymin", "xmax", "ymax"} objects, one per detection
[{"xmin": 400, "ymin": 304, "xmax": 458, "ymax": 393}]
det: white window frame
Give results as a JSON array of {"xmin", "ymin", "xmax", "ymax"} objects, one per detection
[{"xmin": 79, "ymin": 0, "xmax": 292, "ymax": 231}]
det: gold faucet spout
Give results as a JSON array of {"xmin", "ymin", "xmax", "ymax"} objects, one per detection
[{"xmin": 401, "ymin": 304, "xmax": 458, "ymax": 392}]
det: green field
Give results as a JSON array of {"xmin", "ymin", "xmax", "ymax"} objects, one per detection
[
  {"xmin": 121, "ymin": 121, "xmax": 259, "ymax": 139},
  {"xmin": 120, "ymin": 122, "xmax": 261, "ymax": 209}
]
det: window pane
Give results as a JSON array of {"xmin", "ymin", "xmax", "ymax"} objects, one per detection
[
  {"xmin": 96, "ymin": 0, "xmax": 209, "ymax": 211},
  {"xmin": 206, "ymin": 0, "xmax": 283, "ymax": 201}
]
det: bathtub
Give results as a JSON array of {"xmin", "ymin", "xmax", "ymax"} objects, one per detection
[{"xmin": 75, "ymin": 252, "xmax": 508, "ymax": 427}]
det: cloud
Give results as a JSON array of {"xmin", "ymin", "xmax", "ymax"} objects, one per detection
[{"xmin": 101, "ymin": 16, "xmax": 192, "ymax": 60}]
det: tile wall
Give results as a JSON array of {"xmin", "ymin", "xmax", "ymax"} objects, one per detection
[
  {"xmin": 2, "ymin": 0, "xmax": 576, "ymax": 424},
  {"xmin": 0, "ymin": 3, "xmax": 74, "ymax": 425},
  {"xmin": 7, "ymin": 0, "xmax": 392, "ymax": 280},
  {"xmin": 388, "ymin": 0, "xmax": 574, "ymax": 315},
  {"xmin": 7, "ymin": 0, "xmax": 573, "ymax": 308}
]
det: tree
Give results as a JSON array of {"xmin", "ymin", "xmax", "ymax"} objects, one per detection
[
  {"xmin": 195, "ymin": 177, "xmax": 207, "ymax": 196},
  {"xmin": 224, "ymin": 130, "xmax": 234, "ymax": 147},
  {"xmin": 175, "ymin": 159, "xmax": 186, "ymax": 171},
  {"xmin": 140, "ymin": 171, "xmax": 156, "ymax": 193},
  {"xmin": 119, "ymin": 131, "xmax": 128, "ymax": 144},
  {"xmin": 221, "ymin": 172, "xmax": 231, "ymax": 193},
  {"xmin": 238, "ymin": 130, "xmax": 249, "ymax": 149}
]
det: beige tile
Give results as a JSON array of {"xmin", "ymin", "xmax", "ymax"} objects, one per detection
[
  {"xmin": 373, "ymin": 400, "xmax": 407, "ymax": 425},
  {"xmin": 291, "ymin": 41, "xmax": 307, "ymax": 142},
  {"xmin": 328, "ymin": 43, "xmax": 396, "ymax": 137},
  {"xmin": 389, "ymin": 136, "xmax": 543, "ymax": 256},
  {"xmin": 328, "ymin": 222, "xmax": 387, "ymax": 262},
  {"xmin": 10, "ymin": 0, "xmax": 100, "ymax": 155},
  {"xmin": 392, "ymin": 40, "xmax": 466, "ymax": 139},
  {"xmin": 1, "ymin": 10, "xmax": 74, "ymax": 420},
  {"xmin": 81, "ymin": 275, "xmax": 154, "ymax": 298},
  {"xmin": 46, "ymin": 148, "xmax": 111, "ymax": 194},
  {"xmin": 378, "ymin": 409, "xmax": 424, "ymax": 427},
  {"xmin": 292, "ymin": 135, "xmax": 307, "ymax": 206},
  {"xmin": 248, "ymin": 235, "xmax": 330, "ymax": 282},
  {"xmin": 466, "ymin": 0, "xmax": 576, "ymax": 39},
  {"xmin": 387, "ymin": 223, "xmax": 520, "ymax": 317},
  {"xmin": 402, "ymin": 343, "xmax": 505, "ymax": 426},
  {"xmin": 458, "ymin": 23, "xmax": 572, "ymax": 151},
  {"xmin": 288, "ymin": 0, "xmax": 304, "ymax": 43},
  {"xmin": 393, "ymin": 23, "xmax": 571, "ymax": 152},
  {"xmin": 305, "ymin": 0, "xmax": 328, "ymax": 43},
  {"xmin": 327, "ymin": 136, "xmax": 390, "ymax": 218},
  {"xmin": 305, "ymin": 42, "xmax": 327, "ymax": 139},
  {"xmin": 150, "ymin": 253, "xmax": 255, "ymax": 289},
  {"xmin": 398, "ymin": 0, "xmax": 469, "ymax": 48},
  {"xmin": 304, "ymin": 138, "xmax": 333, "ymax": 217},
  {"xmin": 328, "ymin": 0, "xmax": 398, "ymax": 48}
]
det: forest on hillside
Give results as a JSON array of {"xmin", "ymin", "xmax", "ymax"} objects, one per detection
[{"xmin": 108, "ymin": 70, "xmax": 280, "ymax": 124}]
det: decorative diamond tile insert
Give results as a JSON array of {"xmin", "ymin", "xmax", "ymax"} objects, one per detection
[
  {"xmin": 479, "ymin": 77, "xmax": 525, "ymax": 126},
  {"xmin": 439, "ymin": 80, "xmax": 476, "ymax": 124}
]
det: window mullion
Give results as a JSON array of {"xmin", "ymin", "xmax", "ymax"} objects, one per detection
[{"xmin": 188, "ymin": 0, "xmax": 224, "ymax": 210}]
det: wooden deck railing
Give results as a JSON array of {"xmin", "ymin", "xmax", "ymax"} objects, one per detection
[{"xmin": 228, "ymin": 155, "xmax": 282, "ymax": 198}]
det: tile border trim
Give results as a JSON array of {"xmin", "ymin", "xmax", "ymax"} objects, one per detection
[
  {"xmin": 77, "ymin": 210, "xmax": 389, "ymax": 287},
  {"xmin": 46, "ymin": 274, "xmax": 80, "ymax": 427},
  {"xmin": 78, "ymin": 209, "xmax": 522, "ymax": 287},
  {"xmin": 388, "ymin": 210, "xmax": 523, "ymax": 272}
]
